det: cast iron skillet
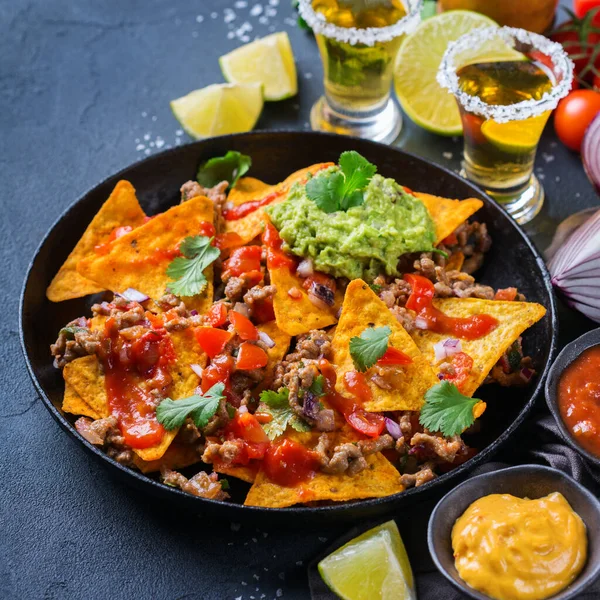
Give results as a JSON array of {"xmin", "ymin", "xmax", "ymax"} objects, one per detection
[{"xmin": 20, "ymin": 131, "xmax": 557, "ymax": 525}]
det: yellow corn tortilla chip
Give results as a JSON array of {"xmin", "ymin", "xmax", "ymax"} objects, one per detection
[
  {"xmin": 47, "ymin": 181, "xmax": 147, "ymax": 302},
  {"xmin": 257, "ymin": 321, "xmax": 291, "ymax": 390},
  {"xmin": 332, "ymin": 280, "xmax": 439, "ymax": 412},
  {"xmin": 446, "ymin": 251, "xmax": 465, "ymax": 272},
  {"xmin": 133, "ymin": 443, "xmax": 201, "ymax": 474},
  {"xmin": 214, "ymin": 464, "xmax": 258, "ymax": 484},
  {"xmin": 62, "ymin": 356, "xmax": 109, "ymax": 418},
  {"xmin": 415, "ymin": 192, "xmax": 483, "ymax": 244},
  {"xmin": 270, "ymin": 267, "xmax": 339, "ymax": 337},
  {"xmin": 244, "ymin": 430, "xmax": 404, "ymax": 508},
  {"xmin": 224, "ymin": 163, "xmax": 334, "ymax": 244},
  {"xmin": 410, "ymin": 298, "xmax": 546, "ymax": 397},
  {"xmin": 77, "ymin": 195, "xmax": 214, "ymax": 314},
  {"xmin": 62, "ymin": 381, "xmax": 101, "ymax": 420}
]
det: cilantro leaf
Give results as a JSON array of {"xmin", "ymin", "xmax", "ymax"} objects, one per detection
[
  {"xmin": 349, "ymin": 325, "xmax": 391, "ymax": 372},
  {"xmin": 156, "ymin": 383, "xmax": 226, "ymax": 430},
  {"xmin": 166, "ymin": 235, "xmax": 219, "ymax": 297},
  {"xmin": 59, "ymin": 325, "xmax": 88, "ymax": 340},
  {"xmin": 305, "ymin": 151, "xmax": 376, "ymax": 213},
  {"xmin": 196, "ymin": 151, "xmax": 252, "ymax": 189},
  {"xmin": 259, "ymin": 388, "xmax": 311, "ymax": 440},
  {"xmin": 419, "ymin": 381, "xmax": 480, "ymax": 437},
  {"xmin": 309, "ymin": 375, "xmax": 325, "ymax": 397}
]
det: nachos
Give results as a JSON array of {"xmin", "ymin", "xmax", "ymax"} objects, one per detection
[{"xmin": 48, "ymin": 151, "xmax": 545, "ymax": 507}]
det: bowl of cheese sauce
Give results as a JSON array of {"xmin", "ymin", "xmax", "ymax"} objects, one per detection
[{"xmin": 428, "ymin": 465, "xmax": 600, "ymax": 600}]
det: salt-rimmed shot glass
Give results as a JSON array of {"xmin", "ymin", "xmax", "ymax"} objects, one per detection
[
  {"xmin": 437, "ymin": 26, "xmax": 574, "ymax": 224},
  {"xmin": 299, "ymin": 0, "xmax": 422, "ymax": 144}
]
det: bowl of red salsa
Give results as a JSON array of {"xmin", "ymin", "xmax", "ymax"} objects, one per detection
[{"xmin": 546, "ymin": 328, "xmax": 600, "ymax": 467}]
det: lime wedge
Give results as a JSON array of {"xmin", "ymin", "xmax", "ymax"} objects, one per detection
[
  {"xmin": 395, "ymin": 10, "xmax": 506, "ymax": 135},
  {"xmin": 220, "ymin": 32, "xmax": 298, "ymax": 101},
  {"xmin": 318, "ymin": 521, "xmax": 415, "ymax": 600},
  {"xmin": 170, "ymin": 83, "xmax": 263, "ymax": 139},
  {"xmin": 481, "ymin": 112, "xmax": 550, "ymax": 153}
]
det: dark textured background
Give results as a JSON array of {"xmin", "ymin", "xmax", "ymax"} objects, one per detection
[{"xmin": 2, "ymin": 1, "xmax": 598, "ymax": 599}]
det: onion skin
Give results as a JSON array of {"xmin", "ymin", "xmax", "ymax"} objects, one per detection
[{"xmin": 583, "ymin": 112, "xmax": 600, "ymax": 194}]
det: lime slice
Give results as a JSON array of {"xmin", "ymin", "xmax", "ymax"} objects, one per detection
[
  {"xmin": 170, "ymin": 83, "xmax": 263, "ymax": 139},
  {"xmin": 395, "ymin": 10, "xmax": 512, "ymax": 136},
  {"xmin": 220, "ymin": 32, "xmax": 298, "ymax": 101},
  {"xmin": 318, "ymin": 521, "xmax": 415, "ymax": 600},
  {"xmin": 481, "ymin": 112, "xmax": 550, "ymax": 153}
]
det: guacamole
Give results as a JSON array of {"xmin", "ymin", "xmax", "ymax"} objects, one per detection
[{"xmin": 266, "ymin": 172, "xmax": 436, "ymax": 281}]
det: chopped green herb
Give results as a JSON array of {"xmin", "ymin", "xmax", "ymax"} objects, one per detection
[
  {"xmin": 220, "ymin": 478, "xmax": 230, "ymax": 491},
  {"xmin": 196, "ymin": 151, "xmax": 252, "ymax": 189},
  {"xmin": 59, "ymin": 326, "xmax": 88, "ymax": 340},
  {"xmin": 349, "ymin": 325, "xmax": 391, "ymax": 372},
  {"xmin": 309, "ymin": 375, "xmax": 325, "ymax": 397},
  {"xmin": 259, "ymin": 388, "xmax": 310, "ymax": 440},
  {"xmin": 369, "ymin": 284, "xmax": 382, "ymax": 294},
  {"xmin": 156, "ymin": 383, "xmax": 225, "ymax": 430}
]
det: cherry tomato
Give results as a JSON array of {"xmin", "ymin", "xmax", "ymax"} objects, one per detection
[
  {"xmin": 205, "ymin": 303, "xmax": 228, "ymax": 328},
  {"xmin": 194, "ymin": 327, "xmax": 233, "ymax": 358},
  {"xmin": 554, "ymin": 90, "xmax": 600, "ymax": 151},
  {"xmin": 228, "ymin": 412, "xmax": 270, "ymax": 444},
  {"xmin": 236, "ymin": 342, "xmax": 268, "ymax": 370},
  {"xmin": 229, "ymin": 310, "xmax": 258, "ymax": 341},
  {"xmin": 551, "ymin": 20, "xmax": 600, "ymax": 82},
  {"xmin": 404, "ymin": 273, "xmax": 435, "ymax": 312},
  {"xmin": 201, "ymin": 354, "xmax": 234, "ymax": 393},
  {"xmin": 377, "ymin": 347, "xmax": 413, "ymax": 366},
  {"xmin": 594, "ymin": 73, "xmax": 600, "ymax": 91},
  {"xmin": 574, "ymin": 0, "xmax": 600, "ymax": 26},
  {"xmin": 346, "ymin": 409, "xmax": 385, "ymax": 438},
  {"xmin": 223, "ymin": 246, "xmax": 262, "ymax": 277},
  {"xmin": 439, "ymin": 352, "xmax": 474, "ymax": 392}
]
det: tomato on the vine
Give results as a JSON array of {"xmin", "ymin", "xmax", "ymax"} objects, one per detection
[
  {"xmin": 554, "ymin": 90, "xmax": 600, "ymax": 151},
  {"xmin": 574, "ymin": 0, "xmax": 600, "ymax": 27}
]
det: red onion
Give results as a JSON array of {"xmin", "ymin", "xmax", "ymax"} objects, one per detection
[
  {"xmin": 433, "ymin": 338, "xmax": 462, "ymax": 363},
  {"xmin": 233, "ymin": 302, "xmax": 250, "ymax": 317},
  {"xmin": 189, "ymin": 310, "xmax": 199, "ymax": 316},
  {"xmin": 119, "ymin": 288, "xmax": 149, "ymax": 303},
  {"xmin": 519, "ymin": 367, "xmax": 534, "ymax": 383},
  {"xmin": 583, "ymin": 112, "xmax": 600, "ymax": 194},
  {"xmin": 308, "ymin": 290, "xmax": 330, "ymax": 310},
  {"xmin": 258, "ymin": 331, "xmax": 275, "ymax": 348},
  {"xmin": 288, "ymin": 287, "xmax": 302, "ymax": 299},
  {"xmin": 549, "ymin": 207, "xmax": 600, "ymax": 323},
  {"xmin": 190, "ymin": 363, "xmax": 204, "ymax": 378},
  {"xmin": 296, "ymin": 258, "xmax": 314, "ymax": 278},
  {"xmin": 239, "ymin": 405, "xmax": 248, "ymax": 414},
  {"xmin": 75, "ymin": 418, "xmax": 103, "ymax": 445},
  {"xmin": 384, "ymin": 417, "xmax": 402, "ymax": 440},
  {"xmin": 302, "ymin": 390, "xmax": 320, "ymax": 420}
]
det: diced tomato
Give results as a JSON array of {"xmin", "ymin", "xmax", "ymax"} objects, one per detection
[
  {"xmin": 442, "ymin": 232, "xmax": 458, "ymax": 246},
  {"xmin": 262, "ymin": 222, "xmax": 297, "ymax": 270},
  {"xmin": 205, "ymin": 303, "xmax": 228, "ymax": 328},
  {"xmin": 252, "ymin": 298, "xmax": 275, "ymax": 324},
  {"xmin": 241, "ymin": 270, "xmax": 264, "ymax": 287},
  {"xmin": 228, "ymin": 412, "xmax": 270, "ymax": 444},
  {"xmin": 301, "ymin": 272, "xmax": 336, "ymax": 293},
  {"xmin": 145, "ymin": 310, "xmax": 164, "ymax": 329},
  {"xmin": 346, "ymin": 409, "xmax": 385, "ymax": 438},
  {"xmin": 229, "ymin": 310, "xmax": 259, "ymax": 341},
  {"xmin": 214, "ymin": 232, "xmax": 244, "ymax": 251},
  {"xmin": 198, "ymin": 221, "xmax": 216, "ymax": 238},
  {"xmin": 121, "ymin": 420, "xmax": 165, "ymax": 449},
  {"xmin": 439, "ymin": 352, "xmax": 474, "ymax": 391},
  {"xmin": 494, "ymin": 287, "xmax": 518, "ymax": 301},
  {"xmin": 263, "ymin": 438, "xmax": 319, "ymax": 487},
  {"xmin": 402, "ymin": 186, "xmax": 414, "ymax": 195},
  {"xmin": 236, "ymin": 342, "xmax": 268, "ymax": 370},
  {"xmin": 377, "ymin": 347, "xmax": 413, "ymax": 366},
  {"xmin": 404, "ymin": 273, "xmax": 435, "ymax": 312},
  {"xmin": 130, "ymin": 330, "xmax": 174, "ymax": 376},
  {"xmin": 194, "ymin": 327, "xmax": 233, "ymax": 358},
  {"xmin": 343, "ymin": 371, "xmax": 373, "ymax": 402},
  {"xmin": 223, "ymin": 246, "xmax": 262, "ymax": 277},
  {"xmin": 201, "ymin": 354, "xmax": 235, "ymax": 393}
]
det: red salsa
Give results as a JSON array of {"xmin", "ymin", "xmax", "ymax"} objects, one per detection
[
  {"xmin": 263, "ymin": 438, "xmax": 320, "ymax": 487},
  {"xmin": 223, "ymin": 191, "xmax": 284, "ymax": 221},
  {"xmin": 558, "ymin": 345, "xmax": 600, "ymax": 457}
]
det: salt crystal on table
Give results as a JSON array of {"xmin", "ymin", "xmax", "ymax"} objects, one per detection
[
  {"xmin": 250, "ymin": 4, "xmax": 263, "ymax": 17},
  {"xmin": 196, "ymin": 15, "xmax": 204, "ymax": 23},
  {"xmin": 542, "ymin": 152, "xmax": 554, "ymax": 163},
  {"xmin": 276, "ymin": 590, "xmax": 283, "ymax": 598},
  {"xmin": 235, "ymin": 0, "xmax": 248, "ymax": 7},
  {"xmin": 211, "ymin": 12, "xmax": 218, "ymax": 18},
  {"xmin": 270, "ymin": 0, "xmax": 279, "ymax": 4},
  {"xmin": 136, "ymin": 144, "xmax": 145, "ymax": 151},
  {"xmin": 556, "ymin": 176, "xmax": 561, "ymax": 182},
  {"xmin": 442, "ymin": 151, "xmax": 453, "ymax": 159}
]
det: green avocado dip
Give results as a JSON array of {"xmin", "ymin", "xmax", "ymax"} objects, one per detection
[{"xmin": 266, "ymin": 171, "xmax": 436, "ymax": 281}]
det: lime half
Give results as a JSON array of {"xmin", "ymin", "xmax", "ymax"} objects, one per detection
[
  {"xmin": 394, "ymin": 10, "xmax": 500, "ymax": 135},
  {"xmin": 170, "ymin": 83, "xmax": 263, "ymax": 139},
  {"xmin": 318, "ymin": 521, "xmax": 415, "ymax": 600},
  {"xmin": 220, "ymin": 32, "xmax": 298, "ymax": 101},
  {"xmin": 481, "ymin": 112, "xmax": 550, "ymax": 153}
]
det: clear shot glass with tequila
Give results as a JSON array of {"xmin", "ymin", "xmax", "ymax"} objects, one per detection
[
  {"xmin": 298, "ymin": 0, "xmax": 422, "ymax": 144},
  {"xmin": 437, "ymin": 27, "xmax": 573, "ymax": 224}
]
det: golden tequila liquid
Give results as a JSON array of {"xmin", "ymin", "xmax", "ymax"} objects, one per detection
[
  {"xmin": 312, "ymin": 0, "xmax": 406, "ymax": 112},
  {"xmin": 457, "ymin": 60, "xmax": 554, "ymax": 194}
]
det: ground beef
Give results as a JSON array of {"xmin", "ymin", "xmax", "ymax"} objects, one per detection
[
  {"xmin": 285, "ymin": 330, "xmax": 333, "ymax": 363},
  {"xmin": 224, "ymin": 276, "xmax": 247, "ymax": 302},
  {"xmin": 389, "ymin": 306, "xmax": 415, "ymax": 333},
  {"xmin": 161, "ymin": 467, "xmax": 229, "ymax": 500},
  {"xmin": 202, "ymin": 440, "xmax": 245, "ymax": 466},
  {"xmin": 433, "ymin": 268, "xmax": 495, "ymax": 300},
  {"xmin": 74, "ymin": 416, "xmax": 134, "ymax": 466},
  {"xmin": 180, "ymin": 180, "xmax": 229, "ymax": 233},
  {"xmin": 51, "ymin": 320, "xmax": 101, "ymax": 368},
  {"xmin": 374, "ymin": 275, "xmax": 411, "ymax": 307},
  {"xmin": 400, "ymin": 462, "xmax": 436, "ymax": 488},
  {"xmin": 315, "ymin": 433, "xmax": 394, "ymax": 476},
  {"xmin": 452, "ymin": 221, "xmax": 492, "ymax": 274},
  {"xmin": 243, "ymin": 285, "xmax": 276, "ymax": 317},
  {"xmin": 410, "ymin": 432, "xmax": 465, "ymax": 463}
]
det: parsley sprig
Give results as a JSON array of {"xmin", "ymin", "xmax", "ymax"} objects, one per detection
[
  {"xmin": 166, "ymin": 235, "xmax": 219, "ymax": 297},
  {"xmin": 196, "ymin": 151, "xmax": 251, "ymax": 189},
  {"xmin": 305, "ymin": 151, "xmax": 377, "ymax": 213},
  {"xmin": 419, "ymin": 381, "xmax": 481, "ymax": 437},
  {"xmin": 349, "ymin": 325, "xmax": 391, "ymax": 372},
  {"xmin": 259, "ymin": 388, "xmax": 310, "ymax": 440},
  {"xmin": 156, "ymin": 383, "xmax": 225, "ymax": 430}
]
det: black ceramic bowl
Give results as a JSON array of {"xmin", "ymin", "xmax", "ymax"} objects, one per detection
[
  {"xmin": 546, "ymin": 328, "xmax": 600, "ymax": 468},
  {"xmin": 428, "ymin": 465, "xmax": 600, "ymax": 600},
  {"xmin": 20, "ymin": 131, "xmax": 557, "ymax": 525}
]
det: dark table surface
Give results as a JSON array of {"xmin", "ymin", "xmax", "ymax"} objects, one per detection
[{"xmin": 2, "ymin": 1, "xmax": 598, "ymax": 599}]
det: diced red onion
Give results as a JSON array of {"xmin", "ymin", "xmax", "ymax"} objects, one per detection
[
  {"xmin": 233, "ymin": 302, "xmax": 250, "ymax": 317},
  {"xmin": 288, "ymin": 287, "xmax": 302, "ymax": 300},
  {"xmin": 190, "ymin": 310, "xmax": 198, "ymax": 316},
  {"xmin": 415, "ymin": 316, "xmax": 428, "ymax": 330},
  {"xmin": 239, "ymin": 405, "xmax": 248, "ymax": 414},
  {"xmin": 583, "ymin": 112, "xmax": 600, "ymax": 194},
  {"xmin": 75, "ymin": 418, "xmax": 103, "ymax": 445},
  {"xmin": 297, "ymin": 258, "xmax": 314, "ymax": 278},
  {"xmin": 190, "ymin": 363, "xmax": 204, "ymax": 378},
  {"xmin": 308, "ymin": 290, "xmax": 331, "ymax": 310},
  {"xmin": 258, "ymin": 331, "xmax": 275, "ymax": 348},
  {"xmin": 384, "ymin": 417, "xmax": 402, "ymax": 440},
  {"xmin": 119, "ymin": 288, "xmax": 149, "ymax": 303},
  {"xmin": 302, "ymin": 390, "xmax": 320, "ymax": 420},
  {"xmin": 433, "ymin": 338, "xmax": 462, "ymax": 362},
  {"xmin": 519, "ymin": 367, "xmax": 534, "ymax": 383}
]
